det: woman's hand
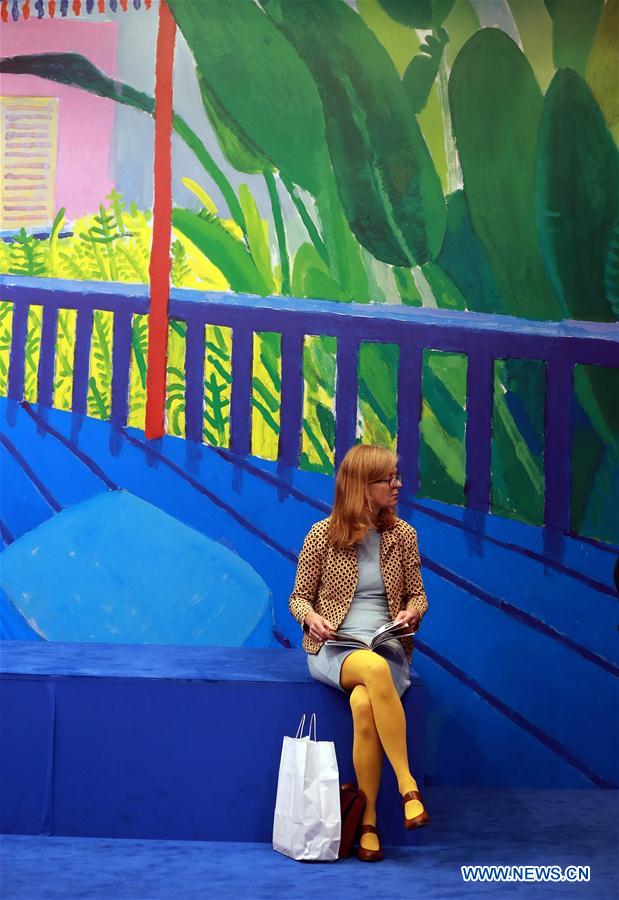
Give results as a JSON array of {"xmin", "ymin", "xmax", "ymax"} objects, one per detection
[
  {"xmin": 304, "ymin": 610, "xmax": 336, "ymax": 642},
  {"xmin": 393, "ymin": 609, "xmax": 420, "ymax": 635}
]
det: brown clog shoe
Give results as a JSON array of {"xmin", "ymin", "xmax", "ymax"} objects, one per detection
[
  {"xmin": 402, "ymin": 789, "xmax": 430, "ymax": 829},
  {"xmin": 356, "ymin": 824, "xmax": 384, "ymax": 862}
]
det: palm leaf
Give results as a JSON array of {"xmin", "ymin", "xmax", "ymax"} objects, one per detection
[
  {"xmin": 264, "ymin": 0, "xmax": 446, "ymax": 267},
  {"xmin": 172, "ymin": 208, "xmax": 270, "ymax": 295}
]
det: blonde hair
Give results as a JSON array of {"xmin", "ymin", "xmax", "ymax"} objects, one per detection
[{"xmin": 327, "ymin": 444, "xmax": 398, "ymax": 548}]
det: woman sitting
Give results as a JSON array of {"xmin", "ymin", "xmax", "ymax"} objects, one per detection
[{"xmin": 289, "ymin": 443, "xmax": 430, "ymax": 862}]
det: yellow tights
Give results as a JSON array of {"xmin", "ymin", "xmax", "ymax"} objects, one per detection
[{"xmin": 340, "ymin": 649, "xmax": 424, "ymax": 852}]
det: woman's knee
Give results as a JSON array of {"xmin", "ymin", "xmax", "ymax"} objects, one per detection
[
  {"xmin": 350, "ymin": 684, "xmax": 371, "ymax": 716},
  {"xmin": 341, "ymin": 649, "xmax": 392, "ymax": 695},
  {"xmin": 363, "ymin": 654, "xmax": 396, "ymax": 696},
  {"xmin": 350, "ymin": 686, "xmax": 375, "ymax": 734}
]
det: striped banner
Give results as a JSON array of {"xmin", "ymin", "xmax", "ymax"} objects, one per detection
[{"xmin": 0, "ymin": 0, "xmax": 149, "ymax": 19}]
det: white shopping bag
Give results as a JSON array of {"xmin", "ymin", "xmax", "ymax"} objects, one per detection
[{"xmin": 272, "ymin": 713, "xmax": 341, "ymax": 861}]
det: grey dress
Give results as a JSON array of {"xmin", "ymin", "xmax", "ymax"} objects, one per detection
[{"xmin": 306, "ymin": 529, "xmax": 411, "ymax": 697}]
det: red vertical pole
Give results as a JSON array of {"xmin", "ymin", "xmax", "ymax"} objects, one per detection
[{"xmin": 145, "ymin": 0, "xmax": 176, "ymax": 439}]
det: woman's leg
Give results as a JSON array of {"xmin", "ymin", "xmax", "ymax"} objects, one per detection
[
  {"xmin": 350, "ymin": 685, "xmax": 384, "ymax": 851},
  {"xmin": 341, "ymin": 650, "xmax": 424, "ymax": 821}
]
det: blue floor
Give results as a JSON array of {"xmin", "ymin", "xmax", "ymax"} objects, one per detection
[{"xmin": 2, "ymin": 787, "xmax": 617, "ymax": 899}]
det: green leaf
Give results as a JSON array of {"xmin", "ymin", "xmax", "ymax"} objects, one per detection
[
  {"xmin": 291, "ymin": 243, "xmax": 345, "ymax": 301},
  {"xmin": 377, "ymin": 0, "xmax": 455, "ymax": 28},
  {"xmin": 448, "ymin": 28, "xmax": 561, "ymax": 320},
  {"xmin": 315, "ymin": 402, "xmax": 336, "ymax": 451},
  {"xmin": 239, "ymin": 184, "xmax": 276, "ymax": 293},
  {"xmin": 403, "ymin": 27, "xmax": 449, "ymax": 115},
  {"xmin": 535, "ymin": 68, "xmax": 619, "ymax": 455},
  {"xmin": 50, "ymin": 208, "xmax": 65, "ymax": 241},
  {"xmin": 491, "ymin": 365, "xmax": 544, "ymax": 525},
  {"xmin": 544, "ymin": 0, "xmax": 603, "ymax": 76},
  {"xmin": 257, "ymin": 332, "xmax": 282, "ymax": 393},
  {"xmin": 251, "ymin": 397, "xmax": 280, "ymax": 435},
  {"xmin": 419, "ymin": 351, "xmax": 467, "ymax": 502},
  {"xmin": 171, "ymin": 208, "xmax": 270, "ymax": 295},
  {"xmin": 436, "ymin": 190, "xmax": 505, "ymax": 315},
  {"xmin": 421, "ymin": 260, "xmax": 467, "ymax": 310},
  {"xmin": 197, "ymin": 72, "xmax": 273, "ymax": 175},
  {"xmin": 605, "ymin": 219, "xmax": 619, "ymax": 318},
  {"xmin": 264, "ymin": 0, "xmax": 446, "ymax": 267},
  {"xmin": 358, "ymin": 342, "xmax": 399, "ymax": 439},
  {"xmin": 378, "ymin": 0, "xmax": 433, "ymax": 28},
  {"xmin": 263, "ymin": 170, "xmax": 290, "ymax": 294},
  {"xmin": 574, "ymin": 365, "xmax": 619, "ymax": 454},
  {"xmin": 167, "ymin": 0, "xmax": 328, "ymax": 197},
  {"xmin": 393, "ymin": 267, "xmax": 423, "ymax": 306},
  {"xmin": 0, "ymin": 51, "xmax": 152, "ymax": 110},
  {"xmin": 535, "ymin": 68, "xmax": 618, "ymax": 323},
  {"xmin": 253, "ymin": 376, "xmax": 279, "ymax": 413},
  {"xmin": 168, "ymin": 0, "xmax": 367, "ymax": 300}
]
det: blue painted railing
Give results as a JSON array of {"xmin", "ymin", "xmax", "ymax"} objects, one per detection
[{"xmin": 1, "ymin": 275, "xmax": 618, "ymax": 533}]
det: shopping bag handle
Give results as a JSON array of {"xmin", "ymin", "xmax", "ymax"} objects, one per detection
[
  {"xmin": 308, "ymin": 712, "xmax": 316, "ymax": 741},
  {"xmin": 295, "ymin": 714, "xmax": 306, "ymax": 739},
  {"xmin": 295, "ymin": 713, "xmax": 317, "ymax": 741}
]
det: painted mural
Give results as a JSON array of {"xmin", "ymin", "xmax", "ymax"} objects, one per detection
[
  {"xmin": 1, "ymin": 0, "xmax": 616, "ymax": 537},
  {"xmin": 0, "ymin": 1, "xmax": 617, "ymax": 788}
]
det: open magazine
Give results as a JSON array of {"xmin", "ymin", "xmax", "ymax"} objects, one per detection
[{"xmin": 325, "ymin": 619, "xmax": 416, "ymax": 651}]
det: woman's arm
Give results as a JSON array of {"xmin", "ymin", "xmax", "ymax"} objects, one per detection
[
  {"xmin": 288, "ymin": 525, "xmax": 324, "ymax": 630},
  {"xmin": 393, "ymin": 525, "xmax": 429, "ymax": 632},
  {"xmin": 403, "ymin": 526, "xmax": 428, "ymax": 623}
]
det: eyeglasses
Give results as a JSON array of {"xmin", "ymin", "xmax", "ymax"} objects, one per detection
[{"xmin": 371, "ymin": 473, "xmax": 402, "ymax": 488}]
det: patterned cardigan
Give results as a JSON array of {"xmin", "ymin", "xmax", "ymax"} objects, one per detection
[{"xmin": 289, "ymin": 516, "xmax": 428, "ymax": 662}]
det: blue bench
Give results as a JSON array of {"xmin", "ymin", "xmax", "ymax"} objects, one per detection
[{"xmin": 0, "ymin": 641, "xmax": 427, "ymax": 846}]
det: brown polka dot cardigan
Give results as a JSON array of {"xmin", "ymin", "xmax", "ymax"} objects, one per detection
[{"xmin": 289, "ymin": 516, "xmax": 428, "ymax": 662}]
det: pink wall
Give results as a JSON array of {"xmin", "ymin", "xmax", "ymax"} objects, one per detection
[{"xmin": 1, "ymin": 19, "xmax": 119, "ymax": 221}]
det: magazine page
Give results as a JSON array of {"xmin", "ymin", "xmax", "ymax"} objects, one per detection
[
  {"xmin": 370, "ymin": 621, "xmax": 415, "ymax": 649},
  {"xmin": 325, "ymin": 621, "xmax": 414, "ymax": 650},
  {"xmin": 324, "ymin": 632, "xmax": 369, "ymax": 649}
]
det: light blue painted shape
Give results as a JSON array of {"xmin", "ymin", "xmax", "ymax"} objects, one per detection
[
  {"xmin": 0, "ymin": 491, "xmax": 274, "ymax": 647},
  {"xmin": 0, "ymin": 588, "xmax": 43, "ymax": 641}
]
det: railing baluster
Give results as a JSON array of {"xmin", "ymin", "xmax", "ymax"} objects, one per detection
[
  {"xmin": 230, "ymin": 325, "xmax": 253, "ymax": 456},
  {"xmin": 465, "ymin": 349, "xmax": 494, "ymax": 513},
  {"xmin": 1, "ymin": 277, "xmax": 617, "ymax": 535},
  {"xmin": 72, "ymin": 307, "xmax": 93, "ymax": 416},
  {"xmin": 184, "ymin": 319, "xmax": 205, "ymax": 443},
  {"xmin": 397, "ymin": 340, "xmax": 424, "ymax": 497},
  {"xmin": 7, "ymin": 301, "xmax": 28, "ymax": 401},
  {"xmin": 278, "ymin": 328, "xmax": 304, "ymax": 468},
  {"xmin": 335, "ymin": 334, "xmax": 359, "ymax": 470},
  {"xmin": 544, "ymin": 358, "xmax": 573, "ymax": 532},
  {"xmin": 110, "ymin": 309, "xmax": 133, "ymax": 428},
  {"xmin": 37, "ymin": 304, "xmax": 58, "ymax": 408}
]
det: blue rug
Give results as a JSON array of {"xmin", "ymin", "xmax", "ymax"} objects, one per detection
[{"xmin": 2, "ymin": 787, "xmax": 617, "ymax": 899}]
